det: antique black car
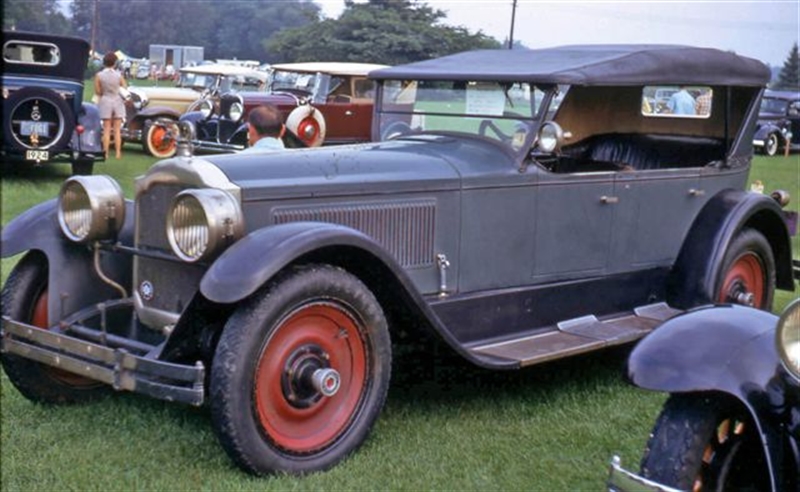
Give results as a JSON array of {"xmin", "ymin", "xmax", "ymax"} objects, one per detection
[
  {"xmin": 1, "ymin": 45, "xmax": 795, "ymax": 476},
  {"xmin": 122, "ymin": 64, "xmax": 268, "ymax": 158},
  {"xmin": 753, "ymin": 89, "xmax": 800, "ymax": 156},
  {"xmin": 607, "ymin": 298, "xmax": 800, "ymax": 491},
  {"xmin": 1, "ymin": 31, "xmax": 104, "ymax": 174},
  {"xmin": 180, "ymin": 62, "xmax": 386, "ymax": 152}
]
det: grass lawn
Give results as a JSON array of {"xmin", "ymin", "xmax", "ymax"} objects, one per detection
[{"xmin": 0, "ymin": 138, "xmax": 798, "ymax": 489}]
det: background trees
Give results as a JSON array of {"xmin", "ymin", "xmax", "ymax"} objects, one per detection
[
  {"xmin": 3, "ymin": 0, "xmax": 498, "ymax": 65},
  {"xmin": 773, "ymin": 42, "xmax": 800, "ymax": 90},
  {"xmin": 267, "ymin": 0, "xmax": 499, "ymax": 64}
]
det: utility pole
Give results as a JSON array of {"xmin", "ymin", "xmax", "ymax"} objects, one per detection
[
  {"xmin": 90, "ymin": 0, "xmax": 99, "ymax": 54},
  {"xmin": 508, "ymin": 0, "xmax": 518, "ymax": 49}
]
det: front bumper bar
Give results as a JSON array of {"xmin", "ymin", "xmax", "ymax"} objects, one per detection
[
  {"xmin": 607, "ymin": 456, "xmax": 682, "ymax": 492},
  {"xmin": 0, "ymin": 314, "xmax": 205, "ymax": 406}
]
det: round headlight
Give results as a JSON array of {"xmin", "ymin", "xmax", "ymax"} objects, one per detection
[
  {"xmin": 228, "ymin": 102, "xmax": 244, "ymax": 121},
  {"xmin": 777, "ymin": 299, "xmax": 800, "ymax": 381},
  {"xmin": 166, "ymin": 189, "xmax": 243, "ymax": 262},
  {"xmin": 58, "ymin": 175, "xmax": 126, "ymax": 243},
  {"xmin": 198, "ymin": 99, "xmax": 213, "ymax": 119},
  {"xmin": 537, "ymin": 121, "xmax": 564, "ymax": 153}
]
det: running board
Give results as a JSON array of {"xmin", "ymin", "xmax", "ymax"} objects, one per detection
[{"xmin": 467, "ymin": 303, "xmax": 682, "ymax": 367}]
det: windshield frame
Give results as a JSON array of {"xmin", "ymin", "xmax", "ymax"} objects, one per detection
[{"xmin": 374, "ymin": 79, "xmax": 559, "ymax": 162}]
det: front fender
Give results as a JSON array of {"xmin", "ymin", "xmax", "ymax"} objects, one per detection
[
  {"xmin": 628, "ymin": 304, "xmax": 796, "ymax": 491},
  {"xmin": 628, "ymin": 304, "xmax": 778, "ymax": 393},
  {"xmin": 200, "ymin": 221, "xmax": 409, "ymax": 304},
  {"xmin": 754, "ymin": 122, "xmax": 783, "ymax": 141},
  {"xmin": 669, "ymin": 189, "xmax": 793, "ymax": 308},
  {"xmin": 1, "ymin": 199, "xmax": 135, "ymax": 322}
]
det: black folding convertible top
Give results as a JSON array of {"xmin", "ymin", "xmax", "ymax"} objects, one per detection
[{"xmin": 369, "ymin": 45, "xmax": 771, "ymax": 87}]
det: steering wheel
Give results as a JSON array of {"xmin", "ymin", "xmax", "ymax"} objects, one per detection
[{"xmin": 478, "ymin": 119, "xmax": 513, "ymax": 142}]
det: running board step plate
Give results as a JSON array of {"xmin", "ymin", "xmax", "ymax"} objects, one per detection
[{"xmin": 468, "ymin": 303, "xmax": 682, "ymax": 367}]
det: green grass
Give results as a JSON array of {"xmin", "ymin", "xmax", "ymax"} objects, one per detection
[{"xmin": 0, "ymin": 147, "xmax": 798, "ymax": 489}]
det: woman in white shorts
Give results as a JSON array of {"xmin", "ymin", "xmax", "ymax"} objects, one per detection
[{"xmin": 94, "ymin": 52, "xmax": 127, "ymax": 159}]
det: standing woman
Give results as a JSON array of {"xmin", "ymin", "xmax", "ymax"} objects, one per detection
[{"xmin": 94, "ymin": 52, "xmax": 127, "ymax": 159}]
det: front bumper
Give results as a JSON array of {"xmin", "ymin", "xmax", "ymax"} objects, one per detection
[
  {"xmin": 0, "ymin": 299, "xmax": 204, "ymax": 406},
  {"xmin": 607, "ymin": 456, "xmax": 681, "ymax": 492}
]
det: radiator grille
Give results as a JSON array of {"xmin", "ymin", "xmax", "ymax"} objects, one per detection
[
  {"xmin": 273, "ymin": 200, "xmax": 436, "ymax": 268},
  {"xmin": 136, "ymin": 183, "xmax": 186, "ymax": 249}
]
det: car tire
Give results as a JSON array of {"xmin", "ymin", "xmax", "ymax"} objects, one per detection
[
  {"xmin": 640, "ymin": 394, "xmax": 769, "ymax": 491},
  {"xmin": 715, "ymin": 228, "xmax": 775, "ymax": 310},
  {"xmin": 142, "ymin": 118, "xmax": 178, "ymax": 158},
  {"xmin": 2, "ymin": 86, "xmax": 74, "ymax": 151},
  {"xmin": 71, "ymin": 159, "xmax": 94, "ymax": 175},
  {"xmin": 1, "ymin": 252, "xmax": 107, "ymax": 404},
  {"xmin": 763, "ymin": 133, "xmax": 779, "ymax": 157},
  {"xmin": 210, "ymin": 264, "xmax": 391, "ymax": 475}
]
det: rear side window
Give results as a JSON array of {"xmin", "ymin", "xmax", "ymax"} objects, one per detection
[
  {"xmin": 641, "ymin": 85, "xmax": 713, "ymax": 118},
  {"xmin": 3, "ymin": 40, "xmax": 61, "ymax": 66}
]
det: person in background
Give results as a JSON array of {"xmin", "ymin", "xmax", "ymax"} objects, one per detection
[
  {"xmin": 94, "ymin": 51, "xmax": 127, "ymax": 159},
  {"xmin": 666, "ymin": 86, "xmax": 696, "ymax": 115},
  {"xmin": 239, "ymin": 104, "xmax": 286, "ymax": 154}
]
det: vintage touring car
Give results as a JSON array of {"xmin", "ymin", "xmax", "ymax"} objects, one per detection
[
  {"xmin": 2, "ymin": 31, "xmax": 104, "ymax": 175},
  {"xmin": 0, "ymin": 45, "xmax": 794, "ymax": 476}
]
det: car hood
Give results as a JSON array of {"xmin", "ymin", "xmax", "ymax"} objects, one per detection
[
  {"xmin": 239, "ymin": 91, "xmax": 311, "ymax": 108},
  {"xmin": 130, "ymin": 86, "xmax": 200, "ymax": 100},
  {"xmin": 200, "ymin": 137, "xmax": 480, "ymax": 201}
]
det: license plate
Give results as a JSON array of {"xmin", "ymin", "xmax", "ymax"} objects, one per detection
[
  {"xmin": 25, "ymin": 150, "xmax": 49, "ymax": 161},
  {"xmin": 21, "ymin": 120, "xmax": 49, "ymax": 137}
]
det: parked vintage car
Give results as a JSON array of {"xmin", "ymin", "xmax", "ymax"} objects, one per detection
[
  {"xmin": 1, "ymin": 45, "xmax": 795, "ymax": 476},
  {"xmin": 753, "ymin": 89, "xmax": 800, "ymax": 156},
  {"xmin": 180, "ymin": 62, "xmax": 387, "ymax": 152},
  {"xmin": 1, "ymin": 31, "xmax": 104, "ymax": 175},
  {"xmin": 123, "ymin": 63, "xmax": 267, "ymax": 158},
  {"xmin": 608, "ymin": 297, "xmax": 800, "ymax": 492}
]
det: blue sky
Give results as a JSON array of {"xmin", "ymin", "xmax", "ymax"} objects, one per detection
[{"xmin": 318, "ymin": 0, "xmax": 799, "ymax": 66}]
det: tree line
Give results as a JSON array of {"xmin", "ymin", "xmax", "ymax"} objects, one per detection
[{"xmin": 3, "ymin": 0, "xmax": 500, "ymax": 66}]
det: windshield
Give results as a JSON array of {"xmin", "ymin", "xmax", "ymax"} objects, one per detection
[
  {"xmin": 760, "ymin": 97, "xmax": 789, "ymax": 115},
  {"xmin": 178, "ymin": 72, "xmax": 218, "ymax": 90},
  {"xmin": 375, "ymin": 80, "xmax": 552, "ymax": 154},
  {"xmin": 268, "ymin": 70, "xmax": 318, "ymax": 95}
]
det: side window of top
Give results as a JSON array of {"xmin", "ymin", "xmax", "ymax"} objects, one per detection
[{"xmin": 641, "ymin": 86, "xmax": 713, "ymax": 118}]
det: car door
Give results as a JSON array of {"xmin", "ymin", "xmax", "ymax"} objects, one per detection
[{"xmin": 532, "ymin": 170, "xmax": 616, "ymax": 282}]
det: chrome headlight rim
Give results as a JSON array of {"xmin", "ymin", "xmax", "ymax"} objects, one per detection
[
  {"xmin": 777, "ymin": 298, "xmax": 800, "ymax": 381},
  {"xmin": 198, "ymin": 99, "xmax": 214, "ymax": 119},
  {"xmin": 166, "ymin": 189, "xmax": 244, "ymax": 263},
  {"xmin": 227, "ymin": 101, "xmax": 244, "ymax": 122},
  {"xmin": 57, "ymin": 175, "xmax": 126, "ymax": 243}
]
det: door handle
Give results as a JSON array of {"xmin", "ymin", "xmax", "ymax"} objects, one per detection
[
  {"xmin": 688, "ymin": 188, "xmax": 706, "ymax": 196},
  {"xmin": 345, "ymin": 110, "xmax": 353, "ymax": 116},
  {"xmin": 600, "ymin": 196, "xmax": 619, "ymax": 204}
]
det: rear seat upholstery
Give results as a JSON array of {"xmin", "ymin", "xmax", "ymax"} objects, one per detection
[{"xmin": 560, "ymin": 133, "xmax": 726, "ymax": 172}]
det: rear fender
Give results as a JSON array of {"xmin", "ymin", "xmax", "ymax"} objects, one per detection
[
  {"xmin": 74, "ymin": 103, "xmax": 103, "ymax": 152},
  {"xmin": 668, "ymin": 189, "xmax": 793, "ymax": 308},
  {"xmin": 1, "ymin": 199, "xmax": 135, "ymax": 323},
  {"xmin": 628, "ymin": 304, "xmax": 793, "ymax": 491}
]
